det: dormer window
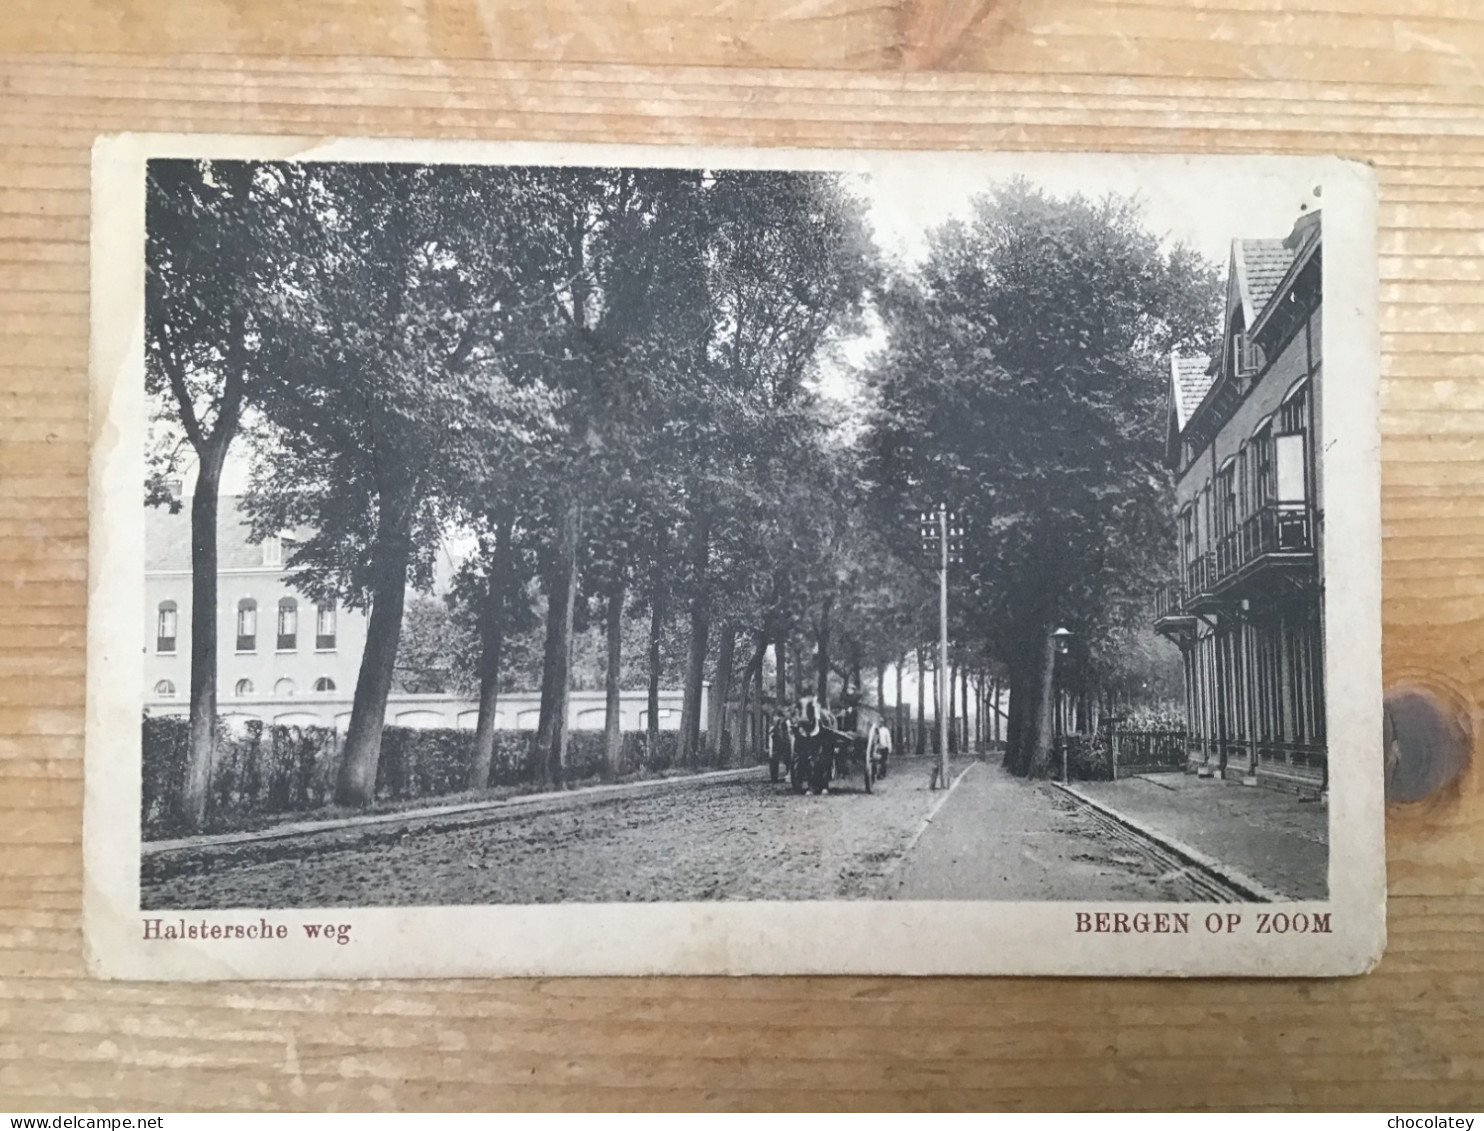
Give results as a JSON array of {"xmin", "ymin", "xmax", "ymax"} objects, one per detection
[
  {"xmin": 262, "ymin": 537, "xmax": 282, "ymax": 568},
  {"xmin": 1235, "ymin": 332, "xmax": 1263, "ymax": 381}
]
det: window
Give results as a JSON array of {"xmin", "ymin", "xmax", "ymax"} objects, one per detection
[
  {"xmin": 274, "ymin": 677, "xmax": 296, "ymax": 697},
  {"xmin": 153, "ymin": 679, "xmax": 176, "ymax": 698},
  {"xmin": 261, "ymin": 537, "xmax": 282, "ymax": 568},
  {"xmin": 1237, "ymin": 445, "xmax": 1249, "ymax": 518},
  {"xmin": 1276, "ymin": 434, "xmax": 1308, "ymax": 504},
  {"xmin": 1278, "ymin": 381, "xmax": 1312, "ymax": 505},
  {"xmin": 1217, "ymin": 462, "xmax": 1237, "ymax": 540},
  {"xmin": 314, "ymin": 677, "xmax": 336, "ymax": 693},
  {"xmin": 277, "ymin": 598, "xmax": 298, "ymax": 651},
  {"xmin": 1199, "ymin": 484, "xmax": 1212, "ymax": 552},
  {"xmin": 1252, "ymin": 424, "xmax": 1275, "ymax": 507},
  {"xmin": 316, "ymin": 603, "xmax": 337, "ymax": 650},
  {"xmin": 236, "ymin": 599, "xmax": 257, "ymax": 652},
  {"xmin": 156, "ymin": 601, "xmax": 178, "ymax": 654},
  {"xmin": 234, "ymin": 678, "xmax": 254, "ymax": 698}
]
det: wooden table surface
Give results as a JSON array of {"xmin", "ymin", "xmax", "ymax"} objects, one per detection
[{"xmin": 5, "ymin": 0, "xmax": 1484, "ymax": 1111}]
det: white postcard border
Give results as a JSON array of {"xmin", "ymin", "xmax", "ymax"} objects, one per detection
[{"xmin": 85, "ymin": 135, "xmax": 1384, "ymax": 979}]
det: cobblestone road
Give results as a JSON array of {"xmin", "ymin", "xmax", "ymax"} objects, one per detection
[{"xmin": 144, "ymin": 756, "xmax": 976, "ymax": 909}]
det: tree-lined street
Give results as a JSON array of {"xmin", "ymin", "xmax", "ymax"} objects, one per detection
[
  {"xmin": 147, "ymin": 161, "xmax": 1219, "ymax": 836},
  {"xmin": 141, "ymin": 754, "xmax": 1322, "ymax": 908}
]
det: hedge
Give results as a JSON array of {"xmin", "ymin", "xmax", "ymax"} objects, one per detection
[{"xmin": 142, "ymin": 715, "xmax": 697, "ymax": 838}]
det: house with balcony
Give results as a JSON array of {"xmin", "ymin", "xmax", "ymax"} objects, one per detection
[{"xmin": 1153, "ymin": 209, "xmax": 1325, "ymax": 793}]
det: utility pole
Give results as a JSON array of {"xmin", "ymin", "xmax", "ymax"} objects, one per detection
[
  {"xmin": 937, "ymin": 504, "xmax": 950, "ymax": 790},
  {"xmin": 921, "ymin": 503, "xmax": 962, "ymax": 790}
]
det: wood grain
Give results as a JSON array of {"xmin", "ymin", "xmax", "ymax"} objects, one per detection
[{"xmin": 4, "ymin": 0, "xmax": 1484, "ymax": 1111}]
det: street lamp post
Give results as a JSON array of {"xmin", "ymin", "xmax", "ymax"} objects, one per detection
[{"xmin": 1052, "ymin": 626, "xmax": 1072, "ymax": 783}]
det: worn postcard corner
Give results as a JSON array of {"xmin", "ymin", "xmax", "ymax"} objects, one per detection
[{"xmin": 84, "ymin": 136, "xmax": 1383, "ymax": 979}]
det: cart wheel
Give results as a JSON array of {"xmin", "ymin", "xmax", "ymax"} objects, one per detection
[
  {"xmin": 864, "ymin": 758, "xmax": 875, "ymax": 793},
  {"xmin": 770, "ymin": 757, "xmax": 781, "ymax": 783}
]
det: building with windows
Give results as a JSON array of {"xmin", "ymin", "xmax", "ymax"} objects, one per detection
[
  {"xmin": 145, "ymin": 498, "xmax": 369, "ymax": 728},
  {"xmin": 144, "ymin": 498, "xmax": 693, "ymax": 731},
  {"xmin": 1153, "ymin": 209, "xmax": 1325, "ymax": 793}
]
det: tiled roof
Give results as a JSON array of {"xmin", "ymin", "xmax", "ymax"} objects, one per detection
[
  {"xmin": 1171, "ymin": 353, "xmax": 1214, "ymax": 431},
  {"xmin": 1234, "ymin": 238, "xmax": 1298, "ymax": 324},
  {"xmin": 146, "ymin": 496, "xmax": 272, "ymax": 572}
]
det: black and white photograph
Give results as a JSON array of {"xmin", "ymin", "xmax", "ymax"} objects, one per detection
[{"xmin": 85, "ymin": 138, "xmax": 1383, "ymax": 978}]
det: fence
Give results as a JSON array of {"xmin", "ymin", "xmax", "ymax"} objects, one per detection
[{"xmin": 1053, "ymin": 727, "xmax": 1190, "ymax": 782}]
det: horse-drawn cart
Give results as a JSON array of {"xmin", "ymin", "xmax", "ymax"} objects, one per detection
[{"xmin": 775, "ymin": 698, "xmax": 887, "ymax": 795}]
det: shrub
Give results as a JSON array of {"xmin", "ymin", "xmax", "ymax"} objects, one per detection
[
  {"xmin": 141, "ymin": 714, "xmax": 698, "ymax": 837},
  {"xmin": 141, "ymin": 714, "xmax": 190, "ymax": 837},
  {"xmin": 1059, "ymin": 734, "xmax": 1114, "ymax": 782}
]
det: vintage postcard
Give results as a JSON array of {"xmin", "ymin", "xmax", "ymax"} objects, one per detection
[{"xmin": 85, "ymin": 135, "xmax": 1383, "ymax": 978}]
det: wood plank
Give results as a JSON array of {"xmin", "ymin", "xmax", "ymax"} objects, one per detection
[{"xmin": 2, "ymin": 1, "xmax": 1483, "ymax": 1111}]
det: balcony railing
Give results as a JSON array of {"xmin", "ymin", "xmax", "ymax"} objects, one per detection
[
  {"xmin": 1169, "ymin": 504, "xmax": 1314, "ymax": 616},
  {"xmin": 1216, "ymin": 502, "xmax": 1314, "ymax": 585},
  {"xmin": 1185, "ymin": 550, "xmax": 1216, "ymax": 600},
  {"xmin": 1154, "ymin": 580, "xmax": 1187, "ymax": 621}
]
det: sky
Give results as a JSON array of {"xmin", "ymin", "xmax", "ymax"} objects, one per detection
[
  {"xmin": 811, "ymin": 153, "xmax": 1324, "ymax": 414},
  {"xmin": 855, "ymin": 155, "xmax": 1321, "ymax": 269}
]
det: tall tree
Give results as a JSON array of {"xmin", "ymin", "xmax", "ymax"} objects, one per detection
[
  {"xmin": 145, "ymin": 159, "xmax": 294, "ymax": 830},
  {"xmin": 246, "ymin": 162, "xmax": 567, "ymax": 806},
  {"xmin": 868, "ymin": 180, "xmax": 1221, "ymax": 777},
  {"xmin": 524, "ymin": 167, "xmax": 713, "ymax": 786},
  {"xmin": 671, "ymin": 170, "xmax": 877, "ymax": 755}
]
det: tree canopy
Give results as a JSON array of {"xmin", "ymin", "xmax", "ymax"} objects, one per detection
[{"xmin": 146, "ymin": 161, "xmax": 1222, "ymax": 811}]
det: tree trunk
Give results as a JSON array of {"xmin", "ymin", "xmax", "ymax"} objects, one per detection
[
  {"xmin": 1026, "ymin": 628, "xmax": 1057, "ymax": 778},
  {"xmin": 962, "ymin": 664, "xmax": 972, "ymax": 752},
  {"xmin": 177, "ymin": 443, "xmax": 229, "ymax": 830},
  {"xmin": 707, "ymin": 624, "xmax": 735, "ymax": 765},
  {"xmin": 1004, "ymin": 665, "xmax": 1027, "ymax": 771},
  {"xmin": 948, "ymin": 659, "xmax": 959, "ymax": 755},
  {"xmin": 336, "ymin": 484, "xmax": 417, "ymax": 807},
  {"xmin": 679, "ymin": 514, "xmax": 712, "ymax": 765},
  {"xmin": 931, "ymin": 657, "xmax": 942, "ymax": 755},
  {"xmin": 973, "ymin": 672, "xmax": 981, "ymax": 749},
  {"xmin": 775, "ymin": 622, "xmax": 788, "ymax": 706},
  {"xmin": 646, "ymin": 567, "xmax": 665, "ymax": 763},
  {"xmin": 735, "ymin": 634, "xmax": 765, "ymax": 761},
  {"xmin": 535, "ymin": 495, "xmax": 582, "ymax": 789},
  {"xmin": 915, "ymin": 646, "xmax": 926, "ymax": 757},
  {"xmin": 814, "ymin": 595, "xmax": 833, "ymax": 707},
  {"xmin": 991, "ymin": 673, "xmax": 1003, "ymax": 745},
  {"xmin": 603, "ymin": 579, "xmax": 625, "ymax": 782},
  {"xmin": 467, "ymin": 515, "xmax": 512, "ymax": 791},
  {"xmin": 895, "ymin": 652, "xmax": 905, "ymax": 752}
]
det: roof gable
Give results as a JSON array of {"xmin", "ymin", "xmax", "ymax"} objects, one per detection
[
  {"xmin": 1170, "ymin": 353, "xmax": 1214, "ymax": 433},
  {"xmin": 1230, "ymin": 237, "xmax": 1298, "ymax": 327},
  {"xmin": 146, "ymin": 496, "xmax": 275, "ymax": 572}
]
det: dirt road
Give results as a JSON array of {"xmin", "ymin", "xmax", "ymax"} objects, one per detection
[{"xmin": 144, "ymin": 757, "xmax": 970, "ymax": 908}]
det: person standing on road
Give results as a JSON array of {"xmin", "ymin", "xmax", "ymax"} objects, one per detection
[{"xmin": 872, "ymin": 719, "xmax": 892, "ymax": 778}]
